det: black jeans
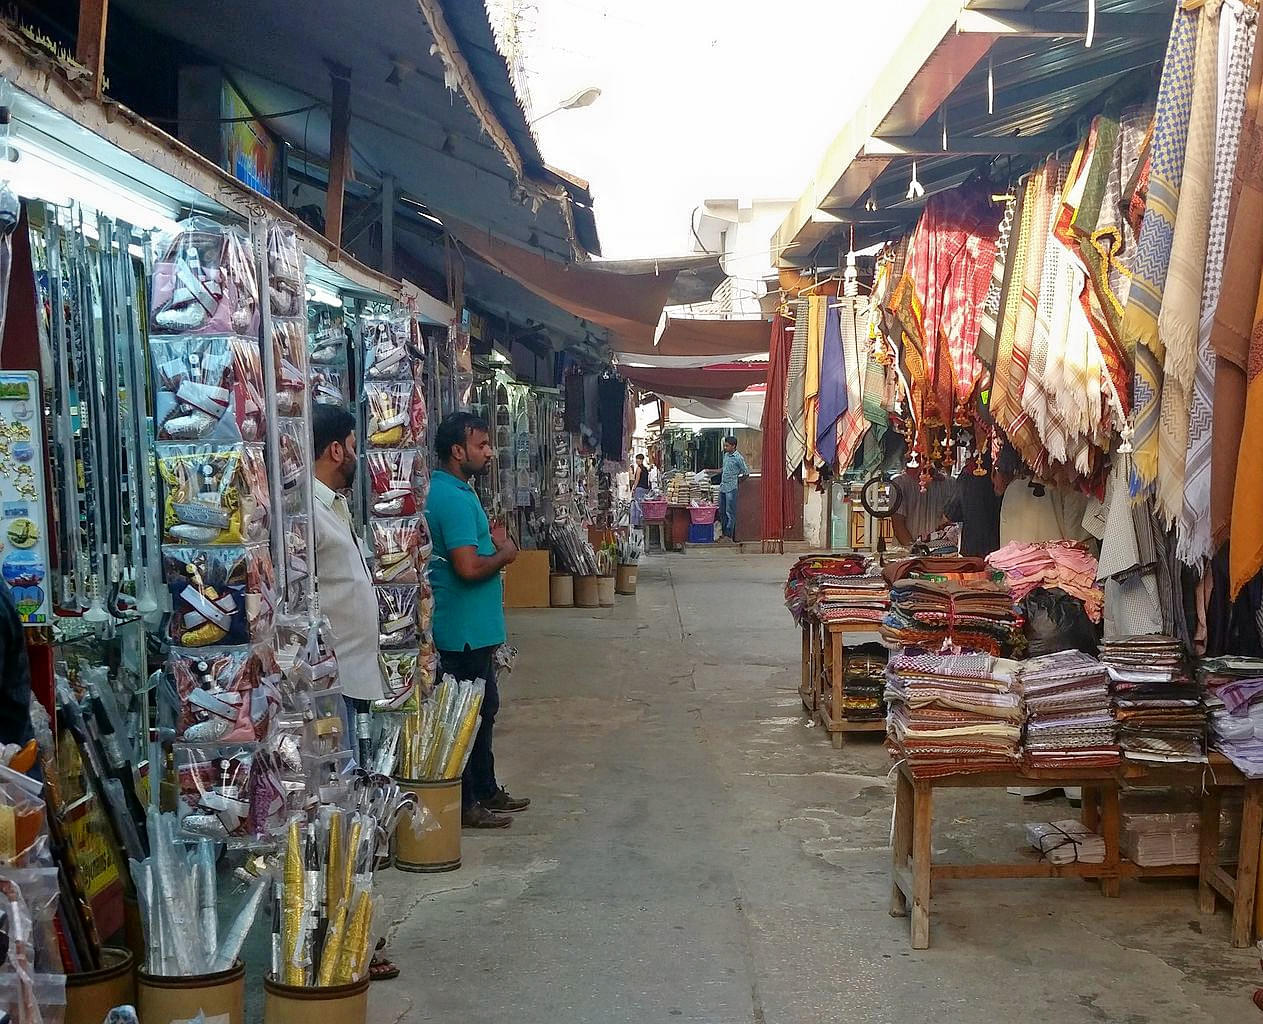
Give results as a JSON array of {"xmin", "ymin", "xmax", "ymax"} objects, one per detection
[{"xmin": 438, "ymin": 645, "xmax": 500, "ymax": 810}]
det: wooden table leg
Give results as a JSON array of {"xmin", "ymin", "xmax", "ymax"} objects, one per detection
[
  {"xmin": 891, "ymin": 768, "xmax": 913, "ymax": 917},
  {"xmin": 1099, "ymin": 782, "xmax": 1121, "ymax": 898},
  {"xmin": 911, "ymin": 780, "xmax": 933, "ymax": 949},
  {"xmin": 1235, "ymin": 780, "xmax": 1263, "ymax": 947},
  {"xmin": 830, "ymin": 629, "xmax": 844, "ymax": 746},
  {"xmin": 1081, "ymin": 784, "xmax": 1100, "ymax": 834},
  {"xmin": 800, "ymin": 621, "xmax": 811, "ymax": 711},
  {"xmin": 1198, "ymin": 787, "xmax": 1222, "ymax": 915}
]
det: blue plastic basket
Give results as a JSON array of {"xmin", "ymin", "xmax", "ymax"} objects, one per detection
[{"xmin": 688, "ymin": 523, "xmax": 715, "ymax": 544}]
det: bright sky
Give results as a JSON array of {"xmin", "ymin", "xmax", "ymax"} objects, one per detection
[{"xmin": 505, "ymin": 0, "xmax": 935, "ymax": 259}]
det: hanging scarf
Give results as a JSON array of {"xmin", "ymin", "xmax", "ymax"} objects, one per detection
[
  {"xmin": 975, "ymin": 194, "xmax": 1017, "ymax": 373},
  {"xmin": 1181, "ymin": 1, "xmax": 1256, "ymax": 567},
  {"xmin": 762, "ymin": 312, "xmax": 792, "ymax": 544},
  {"xmin": 988, "ymin": 174, "xmax": 1038, "ymax": 432},
  {"xmin": 836, "ymin": 298, "xmax": 870, "ymax": 469},
  {"xmin": 1211, "ymin": 21, "xmax": 1263, "ymax": 548},
  {"xmin": 784, "ymin": 298, "xmax": 808, "ymax": 476},
  {"xmin": 1156, "ymin": 0, "xmax": 1222, "ymax": 527},
  {"xmin": 803, "ymin": 295, "xmax": 826, "ymax": 484},
  {"xmin": 1008, "ymin": 160, "xmax": 1063, "ymax": 470},
  {"xmin": 1127, "ymin": 2, "xmax": 1202, "ymax": 494},
  {"xmin": 816, "ymin": 300, "xmax": 846, "ymax": 467}
]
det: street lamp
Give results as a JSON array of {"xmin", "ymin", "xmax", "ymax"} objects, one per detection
[{"xmin": 529, "ymin": 87, "xmax": 601, "ymax": 125}]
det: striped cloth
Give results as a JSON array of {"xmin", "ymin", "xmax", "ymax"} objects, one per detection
[
  {"xmin": 784, "ymin": 298, "xmax": 808, "ymax": 476},
  {"xmin": 988, "ymin": 174, "xmax": 1037, "ymax": 431},
  {"xmin": 1127, "ymin": 2, "xmax": 1202, "ymax": 494},
  {"xmin": 1181, "ymin": 1, "xmax": 1256, "ymax": 567},
  {"xmin": 836, "ymin": 298, "xmax": 870, "ymax": 470}
]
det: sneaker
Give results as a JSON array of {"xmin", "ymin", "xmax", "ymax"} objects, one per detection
[
  {"xmin": 461, "ymin": 803, "xmax": 512, "ymax": 829},
  {"xmin": 484, "ymin": 786, "xmax": 531, "ymax": 813}
]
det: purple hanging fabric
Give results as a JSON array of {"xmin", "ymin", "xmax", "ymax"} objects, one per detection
[{"xmin": 816, "ymin": 301, "xmax": 847, "ymax": 467}]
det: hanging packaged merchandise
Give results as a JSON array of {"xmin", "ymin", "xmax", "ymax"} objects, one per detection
[
  {"xmin": 168, "ymin": 646, "xmax": 280, "ymax": 744},
  {"xmin": 272, "ymin": 319, "xmax": 309, "ymax": 418},
  {"xmin": 418, "ymin": 580, "xmax": 434, "ymax": 631},
  {"xmin": 400, "ymin": 675, "xmax": 485, "ymax": 780},
  {"xmin": 364, "ymin": 382, "xmax": 414, "ymax": 448},
  {"xmin": 418, "ymin": 640, "xmax": 438, "ymax": 693},
  {"xmin": 411, "ymin": 378, "xmax": 428, "ymax": 443},
  {"xmin": 376, "ymin": 585, "xmax": 419, "ymax": 649},
  {"xmin": 150, "ymin": 218, "xmax": 259, "ymax": 336},
  {"xmin": 415, "ymin": 513, "xmax": 433, "ymax": 562},
  {"xmin": 308, "ymin": 304, "xmax": 346, "ymax": 364},
  {"xmin": 377, "ymin": 650, "xmax": 419, "ymax": 711},
  {"xmin": 151, "ymin": 336, "xmax": 265, "ymax": 442},
  {"xmin": 368, "ymin": 448, "xmax": 423, "ymax": 516},
  {"xmin": 158, "ymin": 443, "xmax": 270, "ymax": 545},
  {"xmin": 310, "ymin": 364, "xmax": 347, "ymax": 407},
  {"xmin": 274, "ymin": 618, "xmax": 340, "ymax": 696},
  {"xmin": 284, "ymin": 513, "xmax": 310, "ymax": 604},
  {"xmin": 363, "ymin": 317, "xmax": 412, "ymax": 380},
  {"xmin": 176, "ymin": 745, "xmax": 266, "ymax": 842},
  {"xmin": 267, "ymin": 223, "xmax": 304, "ymax": 318},
  {"xmin": 370, "ymin": 518, "xmax": 420, "ymax": 584},
  {"xmin": 163, "ymin": 545, "xmax": 276, "ymax": 647},
  {"xmin": 277, "ymin": 419, "xmax": 309, "ymax": 507}
]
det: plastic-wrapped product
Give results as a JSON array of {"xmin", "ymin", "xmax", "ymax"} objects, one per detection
[
  {"xmin": 362, "ymin": 318, "xmax": 411, "ymax": 381},
  {"xmin": 308, "ymin": 305, "xmax": 346, "ymax": 363},
  {"xmin": 410, "ymin": 380, "xmax": 427, "ymax": 442},
  {"xmin": 364, "ymin": 383, "xmax": 414, "ymax": 449},
  {"xmin": 150, "ymin": 218, "xmax": 258, "ymax": 336},
  {"xmin": 175, "ymin": 746, "xmax": 257, "ymax": 843},
  {"xmin": 168, "ymin": 646, "xmax": 278, "ymax": 744},
  {"xmin": 370, "ymin": 518, "xmax": 420, "ymax": 584},
  {"xmin": 278, "ymin": 419, "xmax": 309, "ymax": 500},
  {"xmin": 163, "ymin": 545, "xmax": 276, "ymax": 647},
  {"xmin": 267, "ymin": 223, "xmax": 304, "ymax": 318},
  {"xmin": 272, "ymin": 319, "xmax": 309, "ymax": 418},
  {"xmin": 376, "ymin": 586, "xmax": 419, "ymax": 649},
  {"xmin": 152, "ymin": 335, "xmax": 265, "ymax": 442},
  {"xmin": 310, "ymin": 365, "xmax": 347, "ymax": 406},
  {"xmin": 158, "ymin": 443, "xmax": 270, "ymax": 545},
  {"xmin": 368, "ymin": 449, "xmax": 421, "ymax": 516},
  {"xmin": 377, "ymin": 650, "xmax": 418, "ymax": 711}
]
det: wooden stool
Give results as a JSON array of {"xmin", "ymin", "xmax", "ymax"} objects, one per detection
[{"xmin": 643, "ymin": 518, "xmax": 667, "ymax": 553}]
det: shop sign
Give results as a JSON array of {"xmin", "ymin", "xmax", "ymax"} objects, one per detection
[{"xmin": 221, "ymin": 80, "xmax": 279, "ymax": 198}]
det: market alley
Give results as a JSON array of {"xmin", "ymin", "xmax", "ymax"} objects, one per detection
[{"xmin": 365, "ymin": 551, "xmax": 1260, "ymax": 1024}]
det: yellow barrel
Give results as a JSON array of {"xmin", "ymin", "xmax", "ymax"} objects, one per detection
[
  {"xmin": 138, "ymin": 960, "xmax": 245, "ymax": 1024},
  {"xmin": 66, "ymin": 947, "xmax": 134, "ymax": 1024},
  {"xmin": 395, "ymin": 777, "xmax": 462, "ymax": 872},
  {"xmin": 263, "ymin": 974, "xmax": 370, "ymax": 1024}
]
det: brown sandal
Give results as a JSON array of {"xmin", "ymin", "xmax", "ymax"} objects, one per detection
[{"xmin": 369, "ymin": 956, "xmax": 399, "ymax": 981}]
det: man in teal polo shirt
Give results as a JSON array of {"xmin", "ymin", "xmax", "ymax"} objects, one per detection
[{"xmin": 426, "ymin": 412, "xmax": 531, "ymax": 828}]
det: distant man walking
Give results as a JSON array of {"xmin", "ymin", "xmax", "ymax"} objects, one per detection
[
  {"xmin": 426, "ymin": 412, "xmax": 531, "ymax": 828},
  {"xmin": 630, "ymin": 453, "xmax": 651, "ymax": 527},
  {"xmin": 718, "ymin": 435, "xmax": 750, "ymax": 542}
]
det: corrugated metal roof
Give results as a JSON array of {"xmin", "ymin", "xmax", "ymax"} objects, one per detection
[{"xmin": 775, "ymin": 0, "xmax": 1173, "ymax": 265}]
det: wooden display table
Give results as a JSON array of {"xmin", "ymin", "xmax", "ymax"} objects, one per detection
[
  {"xmin": 890, "ymin": 756, "xmax": 1263, "ymax": 949},
  {"xmin": 799, "ymin": 618, "xmax": 885, "ymax": 747}
]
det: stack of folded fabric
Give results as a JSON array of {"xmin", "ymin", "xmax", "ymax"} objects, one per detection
[
  {"xmin": 1200, "ymin": 657, "xmax": 1263, "ymax": 777},
  {"xmin": 1100, "ymin": 635, "xmax": 1205, "ymax": 764},
  {"xmin": 880, "ymin": 556, "xmax": 1021, "ymax": 655},
  {"xmin": 783, "ymin": 554, "xmax": 869, "ymax": 626},
  {"xmin": 840, "ymin": 645, "xmax": 887, "ymax": 722},
  {"xmin": 884, "ymin": 651, "xmax": 1023, "ymax": 776},
  {"xmin": 811, "ymin": 573, "xmax": 889, "ymax": 626},
  {"xmin": 1025, "ymin": 820, "xmax": 1106, "ymax": 865},
  {"xmin": 987, "ymin": 541, "xmax": 1104, "ymax": 622},
  {"xmin": 1121, "ymin": 811, "xmax": 1200, "ymax": 867},
  {"xmin": 1018, "ymin": 650, "xmax": 1119, "ymax": 769}
]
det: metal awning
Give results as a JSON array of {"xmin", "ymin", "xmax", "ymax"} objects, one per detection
[
  {"xmin": 109, "ymin": 0, "xmax": 595, "ymax": 259},
  {"xmin": 773, "ymin": 0, "xmax": 1172, "ymax": 265}
]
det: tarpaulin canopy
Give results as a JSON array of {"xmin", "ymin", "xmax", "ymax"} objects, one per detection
[
  {"xmin": 617, "ymin": 313, "xmax": 771, "ymax": 360},
  {"xmin": 667, "ymin": 388, "xmax": 766, "ymax": 429},
  {"xmin": 445, "ymin": 216, "xmax": 686, "ymax": 344},
  {"xmin": 621, "ymin": 362, "xmax": 769, "ymax": 401}
]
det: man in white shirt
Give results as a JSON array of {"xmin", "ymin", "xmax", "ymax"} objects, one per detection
[{"xmin": 311, "ymin": 405, "xmax": 397, "ymax": 982}]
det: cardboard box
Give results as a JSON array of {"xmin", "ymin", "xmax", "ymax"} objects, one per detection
[{"xmin": 503, "ymin": 549, "xmax": 552, "ymax": 608}]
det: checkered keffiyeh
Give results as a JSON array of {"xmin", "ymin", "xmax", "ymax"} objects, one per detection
[{"xmin": 1126, "ymin": 1, "xmax": 1201, "ymax": 495}]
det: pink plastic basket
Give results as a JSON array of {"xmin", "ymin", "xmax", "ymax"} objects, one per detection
[
  {"xmin": 689, "ymin": 504, "xmax": 718, "ymax": 525},
  {"xmin": 640, "ymin": 498, "xmax": 668, "ymax": 521}
]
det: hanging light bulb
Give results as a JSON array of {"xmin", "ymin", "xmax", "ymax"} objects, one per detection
[
  {"xmin": 987, "ymin": 56, "xmax": 994, "ymax": 114},
  {"xmin": 906, "ymin": 161, "xmax": 924, "ymax": 201},
  {"xmin": 1085, "ymin": 0, "xmax": 1096, "ymax": 48}
]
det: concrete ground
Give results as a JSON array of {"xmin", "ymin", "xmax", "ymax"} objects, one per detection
[{"xmin": 367, "ymin": 548, "xmax": 1263, "ymax": 1024}]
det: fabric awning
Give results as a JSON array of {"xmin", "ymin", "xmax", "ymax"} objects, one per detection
[
  {"xmin": 621, "ymin": 362, "xmax": 769, "ymax": 401},
  {"xmin": 444, "ymin": 217, "xmax": 680, "ymax": 345},
  {"xmin": 615, "ymin": 313, "xmax": 771, "ymax": 359},
  {"xmin": 667, "ymin": 389, "xmax": 766, "ymax": 429}
]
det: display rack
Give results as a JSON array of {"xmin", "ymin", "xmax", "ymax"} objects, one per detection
[{"xmin": 802, "ymin": 620, "xmax": 887, "ymax": 747}]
